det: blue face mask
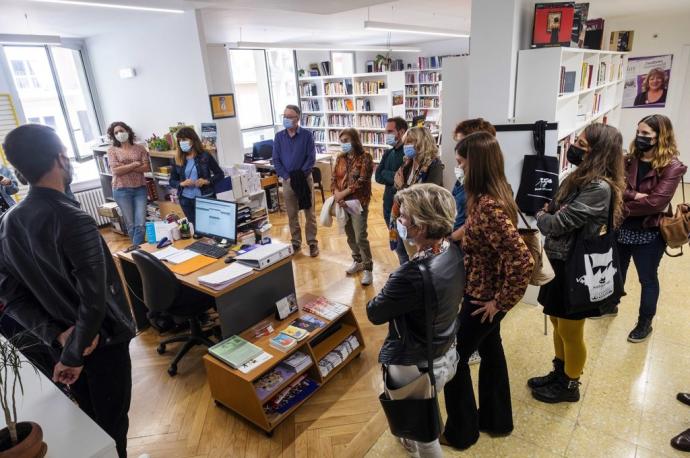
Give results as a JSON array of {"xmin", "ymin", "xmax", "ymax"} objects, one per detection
[
  {"xmin": 283, "ymin": 117, "xmax": 294, "ymax": 129},
  {"xmin": 403, "ymin": 145, "xmax": 416, "ymax": 159},
  {"xmin": 385, "ymin": 133, "xmax": 397, "ymax": 146},
  {"xmin": 396, "ymin": 218, "xmax": 408, "ymax": 241},
  {"xmin": 180, "ymin": 141, "xmax": 192, "ymax": 153},
  {"xmin": 341, "ymin": 142, "xmax": 352, "ymax": 153}
]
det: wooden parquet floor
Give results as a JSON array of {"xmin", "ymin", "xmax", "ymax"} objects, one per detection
[{"xmin": 103, "ymin": 184, "xmax": 399, "ymax": 458}]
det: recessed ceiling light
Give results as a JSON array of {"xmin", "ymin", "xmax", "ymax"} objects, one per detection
[
  {"xmin": 31, "ymin": 0, "xmax": 185, "ymax": 14},
  {"xmin": 233, "ymin": 42, "xmax": 421, "ymax": 53},
  {"xmin": 364, "ymin": 21, "xmax": 469, "ymax": 38}
]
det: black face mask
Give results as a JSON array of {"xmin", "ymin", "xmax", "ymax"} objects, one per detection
[
  {"xmin": 635, "ymin": 135, "xmax": 655, "ymax": 152},
  {"xmin": 567, "ymin": 144, "xmax": 586, "ymax": 166}
]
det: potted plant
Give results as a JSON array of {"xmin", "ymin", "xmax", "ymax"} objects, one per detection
[
  {"xmin": 374, "ymin": 53, "xmax": 391, "ymax": 72},
  {"xmin": 145, "ymin": 134, "xmax": 171, "ymax": 152},
  {"xmin": 0, "ymin": 332, "xmax": 47, "ymax": 457}
]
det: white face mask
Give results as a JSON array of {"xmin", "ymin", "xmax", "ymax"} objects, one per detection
[
  {"xmin": 454, "ymin": 166, "xmax": 464, "ymax": 183},
  {"xmin": 115, "ymin": 131, "xmax": 129, "ymax": 143}
]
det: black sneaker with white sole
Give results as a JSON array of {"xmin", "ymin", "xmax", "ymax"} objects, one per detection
[{"xmin": 628, "ymin": 317, "xmax": 653, "ymax": 343}]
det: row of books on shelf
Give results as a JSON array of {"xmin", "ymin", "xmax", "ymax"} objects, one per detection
[
  {"xmin": 419, "ymin": 72, "xmax": 442, "ymax": 83},
  {"xmin": 559, "ymin": 66, "xmax": 577, "ymax": 94},
  {"xmin": 406, "ymin": 99, "xmax": 419, "ymax": 108},
  {"xmin": 360, "ymin": 131, "xmax": 385, "ymax": 145},
  {"xmin": 580, "ymin": 63, "xmax": 595, "ymax": 90},
  {"xmin": 326, "ymin": 98, "xmax": 354, "ymax": 112},
  {"xmin": 356, "ymin": 98, "xmax": 373, "ymax": 112},
  {"xmin": 301, "ymin": 100, "xmax": 320, "ymax": 112},
  {"xmin": 420, "ymin": 98, "xmax": 440, "ymax": 108},
  {"xmin": 313, "ymin": 130, "xmax": 326, "ymax": 142},
  {"xmin": 405, "ymin": 87, "xmax": 418, "ymax": 96},
  {"xmin": 368, "ymin": 147, "xmax": 385, "ymax": 163},
  {"xmin": 95, "ymin": 154, "xmax": 111, "ymax": 175},
  {"xmin": 324, "ymin": 81, "xmax": 353, "ymax": 95},
  {"xmin": 300, "ymin": 83, "xmax": 318, "ymax": 97},
  {"xmin": 354, "ymin": 80, "xmax": 385, "ymax": 94},
  {"xmin": 417, "ymin": 56, "xmax": 443, "ymax": 70},
  {"xmin": 302, "ymin": 115, "xmax": 324, "ymax": 127},
  {"xmin": 358, "ymin": 114, "xmax": 387, "ymax": 128},
  {"xmin": 419, "ymin": 85, "xmax": 439, "ymax": 95},
  {"xmin": 327, "ymin": 114, "xmax": 354, "ymax": 128},
  {"xmin": 263, "ymin": 375, "xmax": 320, "ymax": 415},
  {"xmin": 318, "ymin": 335, "xmax": 360, "ymax": 378}
]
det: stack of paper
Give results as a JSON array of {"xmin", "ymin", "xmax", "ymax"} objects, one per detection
[
  {"xmin": 198, "ymin": 263, "xmax": 254, "ymax": 290},
  {"xmin": 209, "ymin": 335, "xmax": 263, "ymax": 369},
  {"xmin": 152, "ymin": 247, "xmax": 200, "ymax": 265}
]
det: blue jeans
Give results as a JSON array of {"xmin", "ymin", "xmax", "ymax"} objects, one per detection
[
  {"xmin": 113, "ymin": 186, "xmax": 147, "ymax": 245},
  {"xmin": 617, "ymin": 235, "xmax": 666, "ymax": 318}
]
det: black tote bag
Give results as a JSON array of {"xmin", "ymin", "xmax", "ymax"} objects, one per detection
[
  {"xmin": 565, "ymin": 196, "xmax": 624, "ymax": 314},
  {"xmin": 378, "ymin": 262, "xmax": 442, "ymax": 443},
  {"xmin": 516, "ymin": 120, "xmax": 560, "ymax": 215}
]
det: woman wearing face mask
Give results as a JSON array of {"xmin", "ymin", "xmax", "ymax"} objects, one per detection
[
  {"xmin": 441, "ymin": 132, "xmax": 533, "ymax": 450},
  {"xmin": 331, "ymin": 128, "xmax": 374, "ymax": 286},
  {"xmin": 613, "ymin": 114, "xmax": 686, "ymax": 342},
  {"xmin": 107, "ymin": 121, "xmax": 150, "ymax": 246},
  {"xmin": 529, "ymin": 124, "xmax": 625, "ymax": 404},
  {"xmin": 633, "ymin": 68, "xmax": 668, "ymax": 106},
  {"xmin": 169, "ymin": 127, "xmax": 224, "ymax": 225},
  {"xmin": 390, "ymin": 127, "xmax": 444, "ymax": 260}
]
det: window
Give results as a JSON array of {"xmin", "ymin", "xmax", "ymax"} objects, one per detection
[
  {"xmin": 332, "ymin": 52, "xmax": 354, "ymax": 76},
  {"xmin": 3, "ymin": 45, "xmax": 101, "ymax": 184},
  {"xmin": 266, "ymin": 49, "xmax": 298, "ymax": 123},
  {"xmin": 228, "ymin": 49, "xmax": 273, "ymax": 131}
]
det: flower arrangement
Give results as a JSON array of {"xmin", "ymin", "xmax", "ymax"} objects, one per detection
[{"xmin": 145, "ymin": 134, "xmax": 171, "ymax": 152}]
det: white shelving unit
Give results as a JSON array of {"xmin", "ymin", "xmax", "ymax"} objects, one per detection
[
  {"xmin": 515, "ymin": 47, "xmax": 627, "ymax": 179},
  {"xmin": 404, "ymin": 68, "xmax": 443, "ymax": 134},
  {"xmin": 298, "ymin": 71, "xmax": 405, "ymax": 163}
]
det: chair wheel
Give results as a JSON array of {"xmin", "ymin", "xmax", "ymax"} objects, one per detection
[
  {"xmin": 157, "ymin": 344, "xmax": 166, "ymax": 354},
  {"xmin": 167, "ymin": 365, "xmax": 177, "ymax": 376}
]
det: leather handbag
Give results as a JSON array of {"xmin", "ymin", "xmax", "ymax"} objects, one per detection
[
  {"xmin": 660, "ymin": 184, "xmax": 689, "ymax": 256},
  {"xmin": 518, "ymin": 210, "xmax": 555, "ymax": 286},
  {"xmin": 378, "ymin": 262, "xmax": 442, "ymax": 443}
]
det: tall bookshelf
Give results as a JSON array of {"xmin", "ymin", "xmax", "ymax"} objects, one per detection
[
  {"xmin": 298, "ymin": 71, "xmax": 405, "ymax": 164},
  {"xmin": 404, "ymin": 68, "xmax": 443, "ymax": 135},
  {"xmin": 515, "ymin": 47, "xmax": 627, "ymax": 180}
]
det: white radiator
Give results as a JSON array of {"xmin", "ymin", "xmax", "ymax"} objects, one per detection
[{"xmin": 74, "ymin": 188, "xmax": 109, "ymax": 226}]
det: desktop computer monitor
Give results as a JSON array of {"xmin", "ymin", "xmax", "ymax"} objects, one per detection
[{"xmin": 194, "ymin": 197, "xmax": 237, "ymax": 243}]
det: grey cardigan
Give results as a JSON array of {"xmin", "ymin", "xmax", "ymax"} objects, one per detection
[{"xmin": 537, "ymin": 179, "xmax": 612, "ymax": 260}]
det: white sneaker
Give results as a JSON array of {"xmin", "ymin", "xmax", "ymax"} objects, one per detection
[
  {"xmin": 399, "ymin": 437, "xmax": 420, "ymax": 458},
  {"xmin": 361, "ymin": 270, "xmax": 373, "ymax": 286},
  {"xmin": 346, "ymin": 261, "xmax": 364, "ymax": 275},
  {"xmin": 468, "ymin": 350, "xmax": 481, "ymax": 365}
]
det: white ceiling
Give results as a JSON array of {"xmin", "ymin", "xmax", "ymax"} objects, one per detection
[{"xmin": 0, "ymin": 0, "xmax": 688, "ymax": 45}]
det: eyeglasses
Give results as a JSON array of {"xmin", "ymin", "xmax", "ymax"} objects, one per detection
[{"xmin": 282, "ymin": 115, "xmax": 299, "ymax": 121}]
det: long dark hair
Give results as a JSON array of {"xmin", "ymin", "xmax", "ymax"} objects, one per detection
[
  {"xmin": 339, "ymin": 128, "xmax": 365, "ymax": 155},
  {"xmin": 174, "ymin": 127, "xmax": 205, "ymax": 166},
  {"xmin": 556, "ymin": 124, "xmax": 625, "ymax": 227},
  {"xmin": 628, "ymin": 114, "xmax": 679, "ymax": 170},
  {"xmin": 107, "ymin": 121, "xmax": 135, "ymax": 147},
  {"xmin": 459, "ymin": 132, "xmax": 518, "ymax": 225}
]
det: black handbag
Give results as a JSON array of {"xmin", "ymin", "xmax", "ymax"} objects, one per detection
[
  {"xmin": 565, "ymin": 195, "xmax": 624, "ymax": 314},
  {"xmin": 516, "ymin": 120, "xmax": 560, "ymax": 215},
  {"xmin": 378, "ymin": 262, "xmax": 442, "ymax": 443}
]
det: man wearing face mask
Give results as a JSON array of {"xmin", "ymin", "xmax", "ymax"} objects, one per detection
[
  {"xmin": 0, "ymin": 124, "xmax": 135, "ymax": 457},
  {"xmin": 375, "ymin": 117, "xmax": 408, "ymax": 228},
  {"xmin": 273, "ymin": 104, "xmax": 319, "ymax": 256}
]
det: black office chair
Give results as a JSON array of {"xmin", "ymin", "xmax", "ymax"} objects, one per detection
[
  {"xmin": 131, "ymin": 250, "xmax": 218, "ymax": 376},
  {"xmin": 252, "ymin": 139, "xmax": 274, "ymax": 161},
  {"xmin": 312, "ymin": 167, "xmax": 325, "ymax": 204}
]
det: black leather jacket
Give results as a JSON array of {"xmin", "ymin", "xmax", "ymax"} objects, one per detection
[
  {"xmin": 367, "ymin": 242, "xmax": 464, "ymax": 366},
  {"xmin": 169, "ymin": 151, "xmax": 224, "ymax": 197},
  {"xmin": 0, "ymin": 187, "xmax": 135, "ymax": 367}
]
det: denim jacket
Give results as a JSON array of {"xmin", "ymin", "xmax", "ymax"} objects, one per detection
[{"xmin": 169, "ymin": 151, "xmax": 224, "ymax": 197}]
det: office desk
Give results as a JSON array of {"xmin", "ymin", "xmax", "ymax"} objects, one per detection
[
  {"xmin": 7, "ymin": 339, "xmax": 117, "ymax": 457},
  {"xmin": 114, "ymin": 239, "xmax": 296, "ymax": 338}
]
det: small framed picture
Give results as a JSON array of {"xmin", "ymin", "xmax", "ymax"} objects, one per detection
[{"xmin": 209, "ymin": 93, "xmax": 236, "ymax": 119}]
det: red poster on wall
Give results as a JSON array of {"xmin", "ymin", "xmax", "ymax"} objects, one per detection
[{"xmin": 531, "ymin": 2, "xmax": 575, "ymax": 48}]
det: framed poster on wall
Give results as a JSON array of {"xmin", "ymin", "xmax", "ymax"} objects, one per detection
[
  {"xmin": 531, "ymin": 2, "xmax": 575, "ymax": 48},
  {"xmin": 209, "ymin": 93, "xmax": 236, "ymax": 119},
  {"xmin": 623, "ymin": 55, "xmax": 673, "ymax": 108}
]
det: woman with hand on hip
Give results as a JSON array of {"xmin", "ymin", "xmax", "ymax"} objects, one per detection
[{"xmin": 107, "ymin": 121, "xmax": 150, "ymax": 246}]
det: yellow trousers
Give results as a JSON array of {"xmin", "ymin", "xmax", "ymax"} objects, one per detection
[{"xmin": 550, "ymin": 316, "xmax": 587, "ymax": 379}]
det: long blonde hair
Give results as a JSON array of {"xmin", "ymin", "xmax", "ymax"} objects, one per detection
[
  {"xmin": 628, "ymin": 114, "xmax": 679, "ymax": 171},
  {"xmin": 403, "ymin": 127, "xmax": 439, "ymax": 167},
  {"xmin": 459, "ymin": 132, "xmax": 518, "ymax": 225}
]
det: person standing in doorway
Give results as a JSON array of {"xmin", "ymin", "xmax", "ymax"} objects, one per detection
[
  {"xmin": 375, "ymin": 116, "xmax": 408, "ymax": 264},
  {"xmin": 107, "ymin": 121, "xmax": 150, "ymax": 247},
  {"xmin": 0, "ymin": 124, "xmax": 135, "ymax": 457},
  {"xmin": 0, "ymin": 163, "xmax": 19, "ymax": 215},
  {"xmin": 273, "ymin": 104, "xmax": 319, "ymax": 256}
]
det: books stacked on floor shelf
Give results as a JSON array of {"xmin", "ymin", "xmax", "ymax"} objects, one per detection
[
  {"xmin": 318, "ymin": 335, "xmax": 360, "ymax": 378},
  {"xmin": 209, "ymin": 335, "xmax": 263, "ymax": 369},
  {"xmin": 301, "ymin": 297, "xmax": 349, "ymax": 321},
  {"xmin": 263, "ymin": 375, "xmax": 320, "ymax": 415},
  {"xmin": 283, "ymin": 351, "xmax": 311, "ymax": 372}
]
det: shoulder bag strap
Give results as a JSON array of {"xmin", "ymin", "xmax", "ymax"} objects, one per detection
[
  {"xmin": 417, "ymin": 262, "xmax": 437, "ymax": 395},
  {"xmin": 517, "ymin": 208, "xmax": 533, "ymax": 230}
]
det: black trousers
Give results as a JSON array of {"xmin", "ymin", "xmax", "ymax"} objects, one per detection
[
  {"xmin": 443, "ymin": 296, "xmax": 513, "ymax": 448},
  {"xmin": 70, "ymin": 342, "xmax": 132, "ymax": 458}
]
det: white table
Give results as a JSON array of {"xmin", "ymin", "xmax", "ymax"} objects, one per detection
[{"xmin": 7, "ymin": 353, "xmax": 118, "ymax": 457}]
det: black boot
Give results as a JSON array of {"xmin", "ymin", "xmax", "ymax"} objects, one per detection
[
  {"xmin": 527, "ymin": 358, "xmax": 564, "ymax": 389},
  {"xmin": 628, "ymin": 317, "xmax": 653, "ymax": 343},
  {"xmin": 531, "ymin": 373, "xmax": 581, "ymax": 404}
]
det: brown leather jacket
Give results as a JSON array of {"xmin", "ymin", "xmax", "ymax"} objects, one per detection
[{"xmin": 623, "ymin": 156, "xmax": 687, "ymax": 229}]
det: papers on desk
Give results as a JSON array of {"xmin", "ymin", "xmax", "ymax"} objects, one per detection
[
  {"xmin": 237, "ymin": 351, "xmax": 273, "ymax": 374},
  {"xmin": 152, "ymin": 247, "xmax": 200, "ymax": 265},
  {"xmin": 198, "ymin": 263, "xmax": 254, "ymax": 290}
]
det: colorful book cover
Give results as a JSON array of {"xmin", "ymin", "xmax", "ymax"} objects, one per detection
[
  {"xmin": 531, "ymin": 2, "xmax": 575, "ymax": 48},
  {"xmin": 254, "ymin": 364, "xmax": 294, "ymax": 401},
  {"xmin": 281, "ymin": 325, "xmax": 309, "ymax": 341},
  {"xmin": 269, "ymin": 333, "xmax": 297, "ymax": 351},
  {"xmin": 291, "ymin": 316, "xmax": 326, "ymax": 332}
]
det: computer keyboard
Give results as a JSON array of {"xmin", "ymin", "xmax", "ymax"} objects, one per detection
[{"xmin": 187, "ymin": 241, "xmax": 228, "ymax": 259}]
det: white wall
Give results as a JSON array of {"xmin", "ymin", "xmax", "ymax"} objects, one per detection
[
  {"xmin": 604, "ymin": 13, "xmax": 690, "ymax": 176},
  {"xmin": 86, "ymin": 11, "xmax": 211, "ymax": 143}
]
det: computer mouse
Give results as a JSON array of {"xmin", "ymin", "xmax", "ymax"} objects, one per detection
[
  {"xmin": 224, "ymin": 256, "xmax": 236, "ymax": 264},
  {"xmin": 193, "ymin": 233, "xmax": 203, "ymax": 239}
]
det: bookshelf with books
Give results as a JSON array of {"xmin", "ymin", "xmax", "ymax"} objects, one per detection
[
  {"xmin": 403, "ymin": 69, "xmax": 443, "ymax": 134},
  {"xmin": 203, "ymin": 295, "xmax": 365, "ymax": 433},
  {"xmin": 515, "ymin": 47, "xmax": 626, "ymax": 180}
]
